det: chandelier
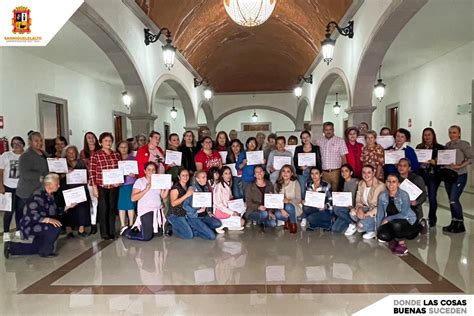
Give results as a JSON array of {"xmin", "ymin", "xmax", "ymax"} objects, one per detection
[{"xmin": 223, "ymin": 0, "xmax": 277, "ymax": 27}]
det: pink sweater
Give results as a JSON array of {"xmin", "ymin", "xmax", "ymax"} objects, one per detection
[{"xmin": 213, "ymin": 182, "xmax": 233, "ymax": 219}]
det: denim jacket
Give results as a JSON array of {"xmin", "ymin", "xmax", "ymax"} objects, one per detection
[
  {"xmin": 183, "ymin": 182, "xmax": 212, "ymax": 218},
  {"xmin": 376, "ymin": 189, "xmax": 417, "ymax": 227}
]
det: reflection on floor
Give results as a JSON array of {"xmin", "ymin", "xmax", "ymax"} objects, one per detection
[{"xmin": 1, "ymin": 192, "xmax": 473, "ymax": 315}]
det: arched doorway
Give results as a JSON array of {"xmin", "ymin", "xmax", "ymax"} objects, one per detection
[{"xmin": 295, "ymin": 97, "xmax": 311, "ymax": 131}]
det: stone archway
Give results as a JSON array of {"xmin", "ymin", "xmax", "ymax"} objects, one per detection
[
  {"xmin": 350, "ymin": 0, "xmax": 428, "ymax": 126},
  {"xmin": 295, "ymin": 96, "xmax": 311, "ymax": 131},
  {"xmin": 214, "ymin": 105, "xmax": 297, "ymax": 129},
  {"xmin": 198, "ymin": 101, "xmax": 216, "ymax": 136}
]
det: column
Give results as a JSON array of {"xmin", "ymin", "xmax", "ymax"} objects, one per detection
[
  {"xmin": 309, "ymin": 122, "xmax": 324, "ymax": 143},
  {"xmin": 129, "ymin": 113, "xmax": 158, "ymax": 137},
  {"xmin": 345, "ymin": 106, "xmax": 376, "ymax": 129}
]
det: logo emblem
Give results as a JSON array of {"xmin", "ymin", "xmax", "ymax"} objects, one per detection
[{"xmin": 12, "ymin": 6, "xmax": 32, "ymax": 34}]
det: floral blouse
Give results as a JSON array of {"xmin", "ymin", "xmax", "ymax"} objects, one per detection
[{"xmin": 361, "ymin": 144, "xmax": 385, "ymax": 181}]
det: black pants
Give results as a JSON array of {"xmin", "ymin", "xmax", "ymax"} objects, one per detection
[
  {"xmin": 125, "ymin": 212, "xmax": 154, "ymax": 241},
  {"xmin": 377, "ymin": 219, "xmax": 420, "ymax": 242},
  {"xmin": 9, "ymin": 225, "xmax": 62, "ymax": 256},
  {"xmin": 97, "ymin": 186, "xmax": 118, "ymax": 238},
  {"xmin": 3, "ymin": 186, "xmax": 22, "ymax": 232}
]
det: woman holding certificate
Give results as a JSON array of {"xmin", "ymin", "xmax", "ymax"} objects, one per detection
[
  {"xmin": 415, "ymin": 128, "xmax": 444, "ymax": 227},
  {"xmin": 332, "ymin": 164, "xmax": 359, "ymax": 233},
  {"xmin": 226, "ymin": 139, "xmax": 244, "ymax": 199},
  {"xmin": 245, "ymin": 166, "xmax": 275, "ymax": 232},
  {"xmin": 302, "ymin": 167, "xmax": 333, "ymax": 231},
  {"xmin": 60, "ymin": 146, "xmax": 90, "ymax": 238},
  {"xmin": 89, "ymin": 132, "xmax": 121, "ymax": 240},
  {"xmin": 343, "ymin": 165, "xmax": 385, "ymax": 239},
  {"xmin": 274, "ymin": 165, "xmax": 301, "ymax": 233},
  {"xmin": 194, "ymin": 137, "xmax": 222, "ymax": 173},
  {"xmin": 236, "ymin": 137, "xmax": 264, "ymax": 195},
  {"xmin": 442, "ymin": 125, "xmax": 472, "ymax": 233},
  {"xmin": 376, "ymin": 174, "xmax": 419, "ymax": 256},
  {"xmin": 136, "ymin": 131, "xmax": 166, "ymax": 178},
  {"xmin": 267, "ymin": 136, "xmax": 293, "ymax": 185},
  {"xmin": 213, "ymin": 166, "xmax": 245, "ymax": 230},
  {"xmin": 293, "ymin": 130, "xmax": 322, "ymax": 199},
  {"xmin": 361, "ymin": 130, "xmax": 385, "ymax": 181},
  {"xmin": 344, "ymin": 127, "xmax": 363, "ymax": 178},
  {"xmin": 123, "ymin": 162, "xmax": 169, "ymax": 241},
  {"xmin": 167, "ymin": 169, "xmax": 196, "ymax": 239},
  {"xmin": 179, "ymin": 130, "xmax": 198, "ymax": 176},
  {"xmin": 117, "ymin": 141, "xmax": 137, "ymax": 234},
  {"xmin": 165, "ymin": 133, "xmax": 182, "ymax": 182},
  {"xmin": 385, "ymin": 128, "xmax": 419, "ymax": 176}
]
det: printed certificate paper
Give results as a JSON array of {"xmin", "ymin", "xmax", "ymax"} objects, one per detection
[
  {"xmin": 400, "ymin": 179, "xmax": 423, "ymax": 201},
  {"xmin": 298, "ymin": 153, "xmax": 316, "ymax": 167},
  {"xmin": 384, "ymin": 150, "xmax": 405, "ymax": 164},
  {"xmin": 246, "ymin": 151, "xmax": 264, "ymax": 166},
  {"xmin": 192, "ymin": 192, "xmax": 212, "ymax": 208},
  {"xmin": 102, "ymin": 169, "xmax": 124, "ymax": 186},
  {"xmin": 273, "ymin": 156, "xmax": 292, "ymax": 170},
  {"xmin": 332, "ymin": 192, "xmax": 353, "ymax": 207},
  {"xmin": 0, "ymin": 193, "xmax": 12, "ymax": 212},
  {"xmin": 118, "ymin": 160, "xmax": 138, "ymax": 175},
  {"xmin": 285, "ymin": 145, "xmax": 297, "ymax": 157},
  {"xmin": 264, "ymin": 194, "xmax": 284, "ymax": 209},
  {"xmin": 165, "ymin": 150, "xmax": 182, "ymax": 166},
  {"xmin": 304, "ymin": 191, "xmax": 326, "ymax": 209},
  {"xmin": 218, "ymin": 151, "xmax": 228, "ymax": 162},
  {"xmin": 47, "ymin": 158, "xmax": 68, "ymax": 173},
  {"xmin": 66, "ymin": 169, "xmax": 88, "ymax": 185},
  {"xmin": 226, "ymin": 163, "xmax": 241, "ymax": 177},
  {"xmin": 228, "ymin": 199, "xmax": 246, "ymax": 213},
  {"xmin": 377, "ymin": 136, "xmax": 395, "ymax": 149},
  {"xmin": 62, "ymin": 186, "xmax": 87, "ymax": 206},
  {"xmin": 437, "ymin": 149, "xmax": 456, "ymax": 165},
  {"xmin": 415, "ymin": 149, "xmax": 433, "ymax": 163},
  {"xmin": 151, "ymin": 174, "xmax": 172, "ymax": 190}
]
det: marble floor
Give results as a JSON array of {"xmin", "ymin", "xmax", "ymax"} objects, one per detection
[{"xmin": 1, "ymin": 191, "xmax": 472, "ymax": 315}]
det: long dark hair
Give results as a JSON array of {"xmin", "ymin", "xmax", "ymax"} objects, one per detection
[
  {"xmin": 215, "ymin": 131, "xmax": 230, "ymax": 148},
  {"xmin": 420, "ymin": 127, "xmax": 439, "ymax": 147},
  {"xmin": 167, "ymin": 133, "xmax": 180, "ymax": 150},
  {"xmin": 82, "ymin": 131, "xmax": 100, "ymax": 159},
  {"xmin": 217, "ymin": 166, "xmax": 233, "ymax": 188},
  {"xmin": 180, "ymin": 130, "xmax": 196, "ymax": 148},
  {"xmin": 227, "ymin": 139, "xmax": 243, "ymax": 163},
  {"xmin": 275, "ymin": 164, "xmax": 297, "ymax": 192}
]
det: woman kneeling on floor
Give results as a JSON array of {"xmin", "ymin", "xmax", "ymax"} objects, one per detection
[
  {"xmin": 376, "ymin": 174, "xmax": 419, "ymax": 256},
  {"xmin": 122, "ymin": 162, "xmax": 169, "ymax": 241},
  {"xmin": 213, "ymin": 166, "xmax": 245, "ymax": 230}
]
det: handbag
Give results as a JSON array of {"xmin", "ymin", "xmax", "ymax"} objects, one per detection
[{"xmin": 439, "ymin": 168, "xmax": 458, "ymax": 184}]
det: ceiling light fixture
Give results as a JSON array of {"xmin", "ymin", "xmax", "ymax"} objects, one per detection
[
  {"xmin": 194, "ymin": 78, "xmax": 213, "ymax": 101},
  {"xmin": 320, "ymin": 21, "xmax": 354, "ymax": 65},
  {"xmin": 170, "ymin": 98, "xmax": 178, "ymax": 120},
  {"xmin": 252, "ymin": 110, "xmax": 258, "ymax": 122},
  {"xmin": 144, "ymin": 28, "xmax": 176, "ymax": 70},
  {"xmin": 122, "ymin": 91, "xmax": 131, "ymax": 109},
  {"xmin": 374, "ymin": 65, "xmax": 386, "ymax": 102},
  {"xmin": 224, "ymin": 0, "xmax": 277, "ymax": 27},
  {"xmin": 333, "ymin": 93, "xmax": 341, "ymax": 116},
  {"xmin": 294, "ymin": 74, "xmax": 312, "ymax": 99},
  {"xmin": 294, "ymin": 87, "xmax": 302, "ymax": 99}
]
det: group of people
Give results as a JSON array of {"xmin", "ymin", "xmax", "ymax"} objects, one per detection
[{"xmin": 1, "ymin": 121, "xmax": 471, "ymax": 258}]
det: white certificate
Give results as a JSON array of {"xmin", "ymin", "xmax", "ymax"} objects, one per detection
[
  {"xmin": 165, "ymin": 150, "xmax": 182, "ymax": 166},
  {"xmin": 228, "ymin": 198, "xmax": 246, "ymax": 213},
  {"xmin": 66, "ymin": 169, "xmax": 88, "ymax": 185},
  {"xmin": 285, "ymin": 145, "xmax": 297, "ymax": 157},
  {"xmin": 225, "ymin": 164, "xmax": 241, "ymax": 178},
  {"xmin": 304, "ymin": 191, "xmax": 326, "ymax": 209},
  {"xmin": 218, "ymin": 151, "xmax": 228, "ymax": 162},
  {"xmin": 437, "ymin": 149, "xmax": 456, "ymax": 165},
  {"xmin": 246, "ymin": 151, "xmax": 264, "ymax": 165},
  {"xmin": 264, "ymin": 194, "xmax": 284, "ymax": 209},
  {"xmin": 356, "ymin": 136, "xmax": 366, "ymax": 146},
  {"xmin": 192, "ymin": 192, "xmax": 212, "ymax": 208},
  {"xmin": 377, "ymin": 136, "xmax": 395, "ymax": 149},
  {"xmin": 384, "ymin": 150, "xmax": 405, "ymax": 164},
  {"xmin": 47, "ymin": 158, "xmax": 68, "ymax": 173},
  {"xmin": 102, "ymin": 169, "xmax": 124, "ymax": 185},
  {"xmin": 273, "ymin": 156, "xmax": 292, "ymax": 170},
  {"xmin": 298, "ymin": 153, "xmax": 316, "ymax": 167},
  {"xmin": 118, "ymin": 160, "xmax": 138, "ymax": 175},
  {"xmin": 415, "ymin": 149, "xmax": 433, "ymax": 163},
  {"xmin": 332, "ymin": 192, "xmax": 353, "ymax": 207},
  {"xmin": 0, "ymin": 193, "xmax": 12, "ymax": 212},
  {"xmin": 400, "ymin": 179, "xmax": 423, "ymax": 201},
  {"xmin": 151, "ymin": 174, "xmax": 172, "ymax": 190},
  {"xmin": 62, "ymin": 186, "xmax": 87, "ymax": 206}
]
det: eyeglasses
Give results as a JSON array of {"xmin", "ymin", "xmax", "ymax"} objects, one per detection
[{"xmin": 12, "ymin": 142, "xmax": 23, "ymax": 146}]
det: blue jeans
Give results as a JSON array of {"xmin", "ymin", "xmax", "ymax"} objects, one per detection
[
  {"xmin": 298, "ymin": 170, "xmax": 310, "ymax": 199},
  {"xmin": 332, "ymin": 206, "xmax": 352, "ymax": 233},
  {"xmin": 303, "ymin": 205, "xmax": 333, "ymax": 230},
  {"xmin": 248, "ymin": 210, "xmax": 269, "ymax": 224},
  {"xmin": 421, "ymin": 172, "xmax": 442, "ymax": 224},
  {"xmin": 168, "ymin": 215, "xmax": 194, "ymax": 240},
  {"xmin": 232, "ymin": 177, "xmax": 244, "ymax": 199},
  {"xmin": 444, "ymin": 173, "xmax": 467, "ymax": 221},
  {"xmin": 350, "ymin": 212, "xmax": 376, "ymax": 232},
  {"xmin": 199, "ymin": 213, "xmax": 222, "ymax": 230}
]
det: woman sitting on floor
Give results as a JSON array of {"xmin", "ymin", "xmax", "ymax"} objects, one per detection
[
  {"xmin": 376, "ymin": 174, "xmax": 419, "ymax": 256},
  {"xmin": 302, "ymin": 167, "xmax": 333, "ymax": 231},
  {"xmin": 274, "ymin": 165, "xmax": 300, "ymax": 234},
  {"xmin": 123, "ymin": 162, "xmax": 169, "ymax": 241}
]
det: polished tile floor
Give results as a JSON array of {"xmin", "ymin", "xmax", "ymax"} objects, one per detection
[{"xmin": 1, "ymin": 191, "xmax": 472, "ymax": 315}]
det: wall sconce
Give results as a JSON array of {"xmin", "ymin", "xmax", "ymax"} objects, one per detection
[
  {"xmin": 170, "ymin": 98, "xmax": 177, "ymax": 120},
  {"xmin": 252, "ymin": 110, "xmax": 258, "ymax": 122},
  {"xmin": 320, "ymin": 21, "xmax": 354, "ymax": 65},
  {"xmin": 294, "ymin": 87, "xmax": 303, "ymax": 99},
  {"xmin": 144, "ymin": 28, "xmax": 176, "ymax": 70},
  {"xmin": 122, "ymin": 91, "xmax": 131, "ymax": 109},
  {"xmin": 294, "ymin": 75, "xmax": 312, "ymax": 99},
  {"xmin": 333, "ymin": 93, "xmax": 341, "ymax": 116},
  {"xmin": 194, "ymin": 78, "xmax": 213, "ymax": 100},
  {"xmin": 374, "ymin": 65, "xmax": 386, "ymax": 102}
]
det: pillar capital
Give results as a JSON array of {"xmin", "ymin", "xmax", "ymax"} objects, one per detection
[
  {"xmin": 345, "ymin": 106, "xmax": 376, "ymax": 128},
  {"xmin": 129, "ymin": 113, "xmax": 158, "ymax": 136}
]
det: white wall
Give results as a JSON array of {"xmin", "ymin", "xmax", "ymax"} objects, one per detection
[
  {"xmin": 153, "ymin": 103, "xmax": 186, "ymax": 140},
  {"xmin": 323, "ymin": 95, "xmax": 350, "ymax": 138},
  {"xmin": 373, "ymin": 42, "xmax": 473, "ymax": 146},
  {"xmin": 215, "ymin": 109, "xmax": 295, "ymax": 133},
  {"xmin": 0, "ymin": 48, "xmax": 126, "ymax": 146}
]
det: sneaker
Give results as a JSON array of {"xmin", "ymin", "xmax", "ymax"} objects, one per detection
[
  {"xmin": 388, "ymin": 240, "xmax": 398, "ymax": 251},
  {"xmin": 228, "ymin": 226, "xmax": 245, "ymax": 231},
  {"xmin": 356, "ymin": 226, "xmax": 364, "ymax": 233},
  {"xmin": 215, "ymin": 226, "xmax": 225, "ymax": 234},
  {"xmin": 277, "ymin": 220, "xmax": 285, "ymax": 227},
  {"xmin": 14, "ymin": 231, "xmax": 21, "ymax": 239},
  {"xmin": 377, "ymin": 238, "xmax": 387, "ymax": 243},
  {"xmin": 119, "ymin": 226, "xmax": 128, "ymax": 236},
  {"xmin": 3, "ymin": 233, "xmax": 11, "ymax": 242},
  {"xmin": 344, "ymin": 223, "xmax": 356, "ymax": 236},
  {"xmin": 300, "ymin": 218, "xmax": 307, "ymax": 227},
  {"xmin": 362, "ymin": 231, "xmax": 376, "ymax": 240},
  {"xmin": 392, "ymin": 242, "xmax": 408, "ymax": 256},
  {"xmin": 419, "ymin": 218, "xmax": 428, "ymax": 235}
]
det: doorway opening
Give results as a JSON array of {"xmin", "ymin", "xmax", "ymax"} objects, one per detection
[
  {"xmin": 38, "ymin": 94, "xmax": 68, "ymax": 155},
  {"xmin": 386, "ymin": 103, "xmax": 399, "ymax": 133}
]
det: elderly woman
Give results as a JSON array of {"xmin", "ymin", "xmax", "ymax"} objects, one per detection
[
  {"xmin": 4, "ymin": 173, "xmax": 73, "ymax": 258},
  {"xmin": 361, "ymin": 130, "xmax": 385, "ymax": 181}
]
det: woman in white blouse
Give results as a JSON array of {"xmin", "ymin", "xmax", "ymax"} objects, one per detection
[{"xmin": 213, "ymin": 166, "xmax": 245, "ymax": 230}]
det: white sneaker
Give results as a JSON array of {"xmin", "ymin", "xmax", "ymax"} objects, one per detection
[
  {"xmin": 277, "ymin": 220, "xmax": 285, "ymax": 227},
  {"xmin": 363, "ymin": 232, "xmax": 376, "ymax": 240},
  {"xmin": 3, "ymin": 233, "xmax": 11, "ymax": 242},
  {"xmin": 228, "ymin": 226, "xmax": 245, "ymax": 231},
  {"xmin": 300, "ymin": 218, "xmax": 307, "ymax": 227},
  {"xmin": 14, "ymin": 231, "xmax": 21, "ymax": 239},
  {"xmin": 356, "ymin": 226, "xmax": 365, "ymax": 233},
  {"xmin": 215, "ymin": 226, "xmax": 225, "ymax": 234},
  {"xmin": 344, "ymin": 223, "xmax": 356, "ymax": 236},
  {"xmin": 119, "ymin": 226, "xmax": 128, "ymax": 236},
  {"xmin": 252, "ymin": 221, "xmax": 256, "ymax": 226}
]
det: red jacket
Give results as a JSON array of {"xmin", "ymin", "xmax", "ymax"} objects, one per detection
[{"xmin": 136, "ymin": 145, "xmax": 165, "ymax": 178}]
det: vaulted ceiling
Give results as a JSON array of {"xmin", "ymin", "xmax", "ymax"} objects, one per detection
[{"xmin": 137, "ymin": 0, "xmax": 352, "ymax": 93}]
